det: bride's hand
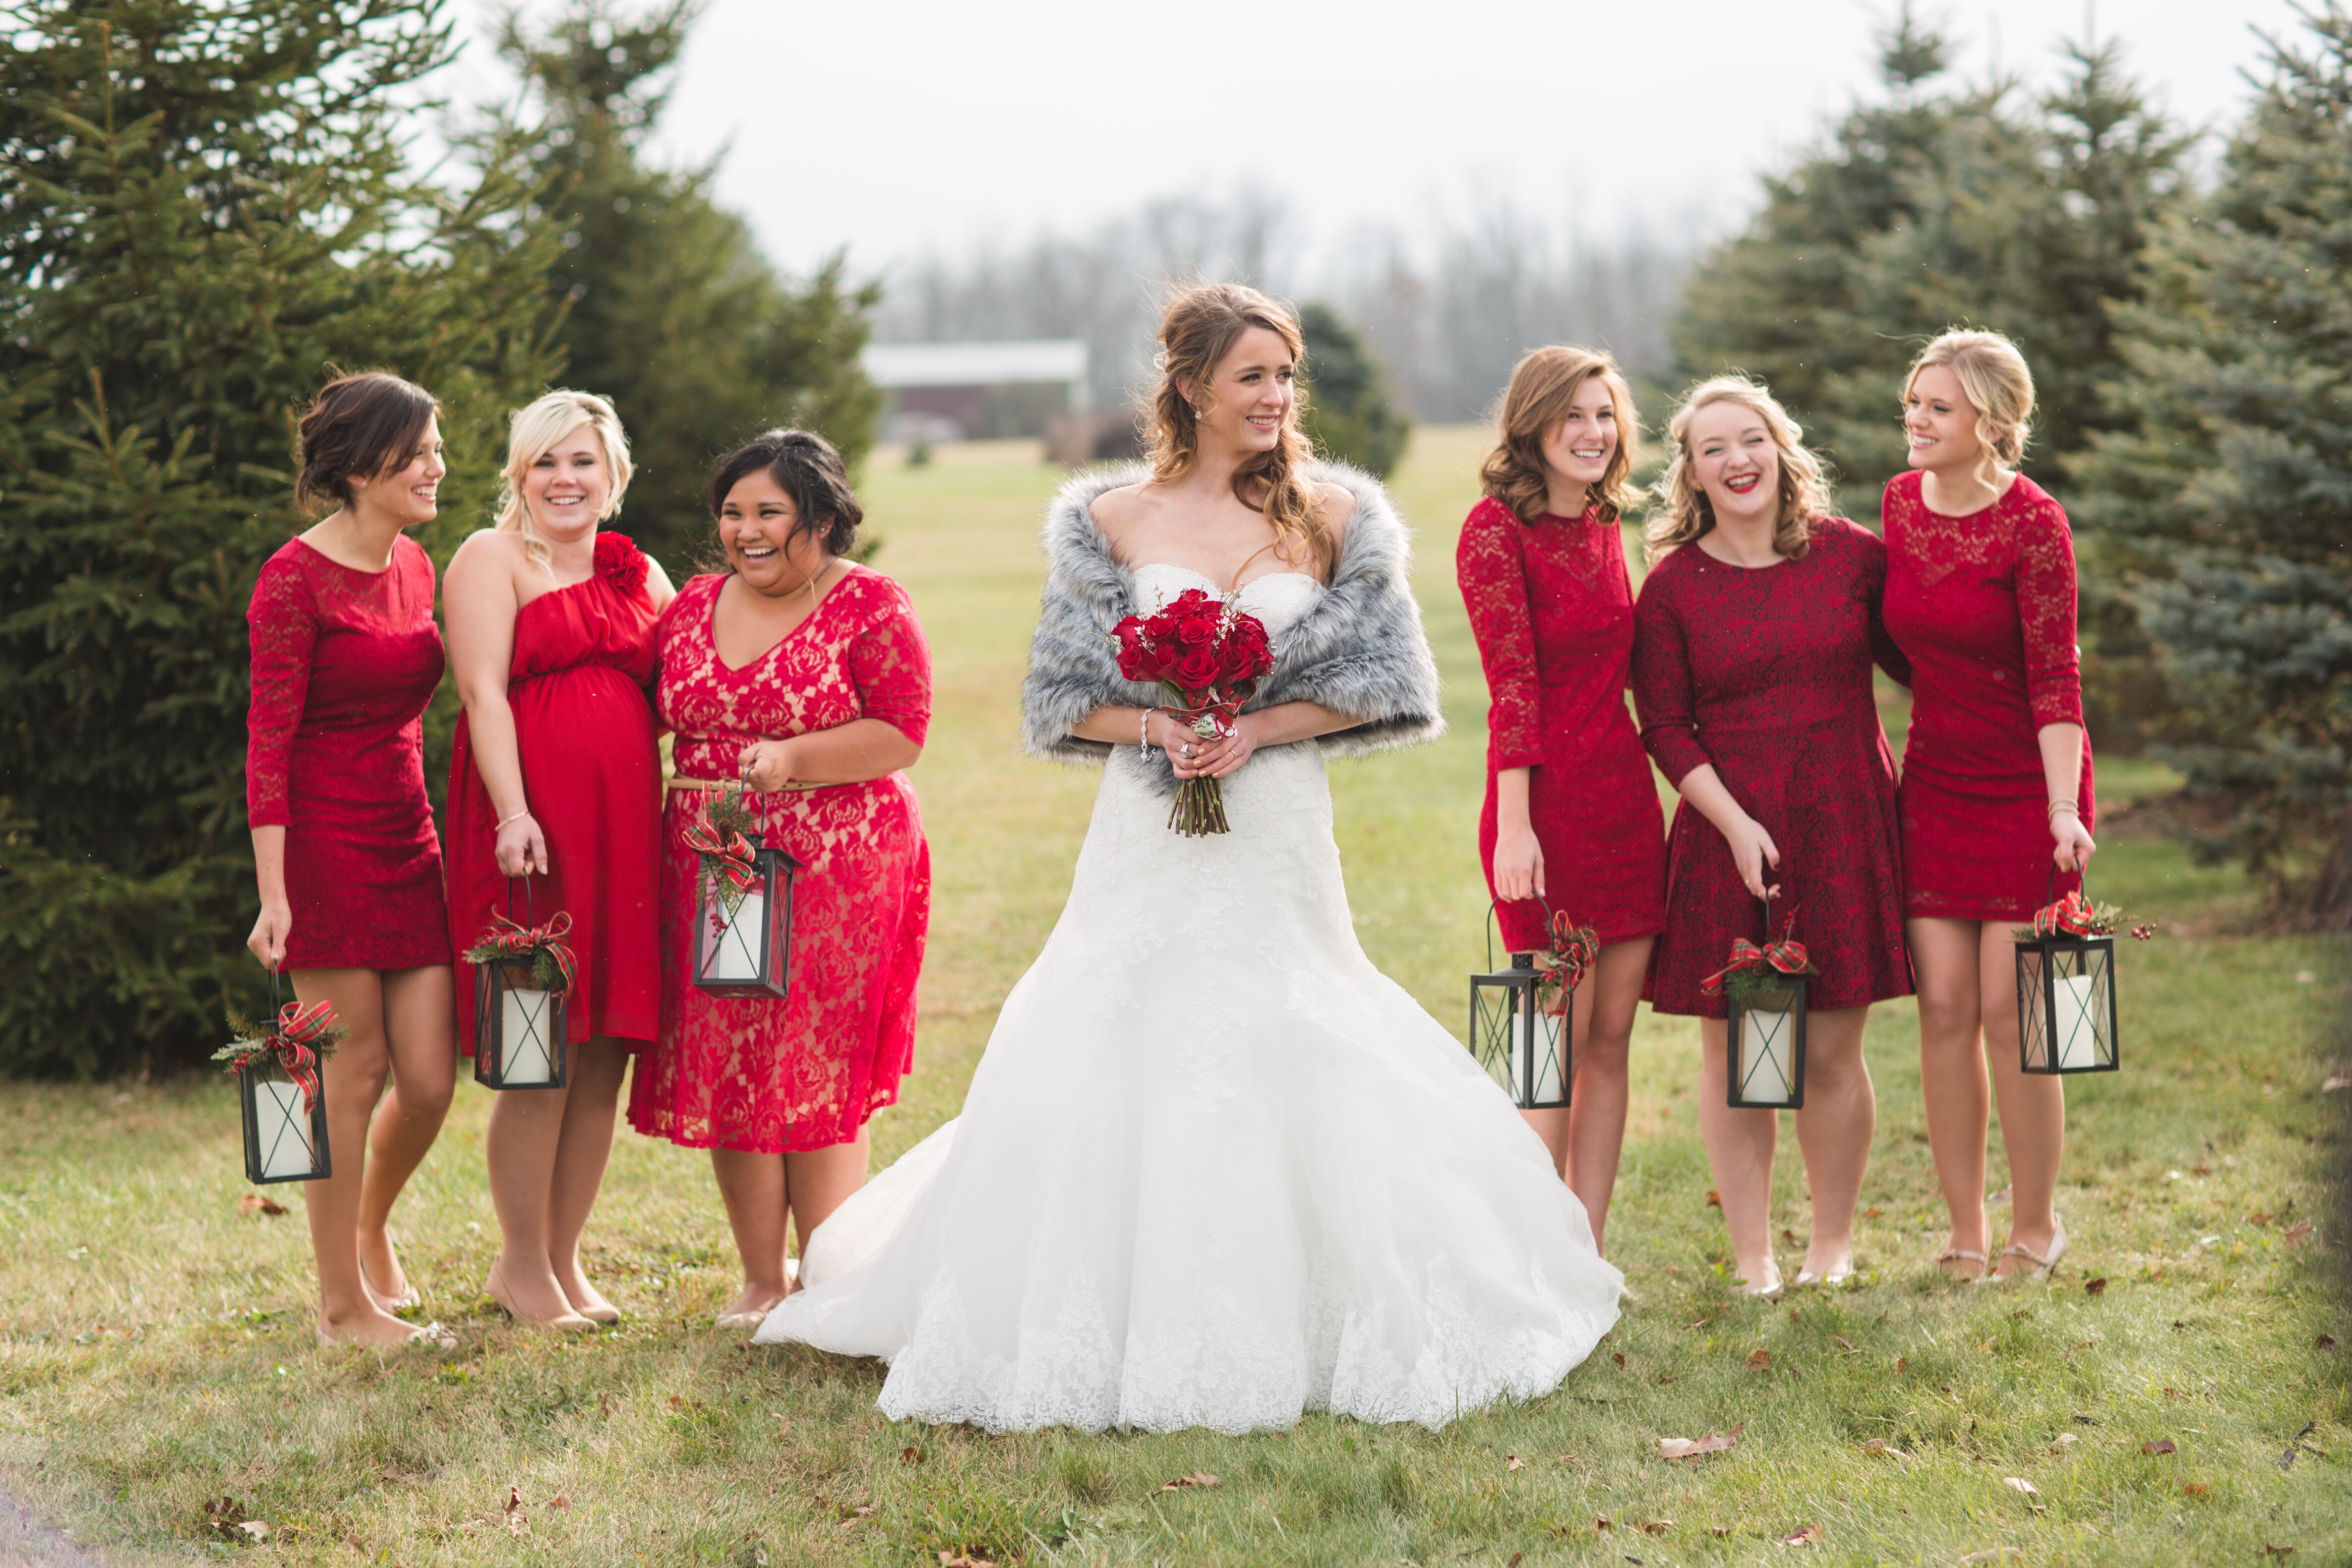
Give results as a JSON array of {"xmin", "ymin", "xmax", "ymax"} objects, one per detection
[
  {"xmin": 1146, "ymin": 711, "xmax": 1206, "ymax": 779},
  {"xmin": 1191, "ymin": 714, "xmax": 1260, "ymax": 780}
]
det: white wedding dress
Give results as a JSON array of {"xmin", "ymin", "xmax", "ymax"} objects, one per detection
[{"xmin": 755, "ymin": 565, "xmax": 1623, "ymax": 1432}]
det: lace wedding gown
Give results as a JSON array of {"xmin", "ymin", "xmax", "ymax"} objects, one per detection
[{"xmin": 754, "ymin": 565, "xmax": 1623, "ymax": 1432}]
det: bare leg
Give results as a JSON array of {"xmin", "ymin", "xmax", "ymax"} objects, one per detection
[
  {"xmin": 1790, "ymin": 1005, "xmax": 1873, "ymax": 1277},
  {"xmin": 356, "ymin": 965, "xmax": 455, "ymax": 1307},
  {"xmin": 290, "ymin": 969, "xmax": 414, "ymax": 1347},
  {"xmin": 484, "ymin": 1060, "xmax": 591, "ymax": 1328},
  {"xmin": 1695, "ymin": 1018, "xmax": 1781, "ymax": 1290},
  {"xmin": 548, "ymin": 1039, "xmax": 630, "ymax": 1319},
  {"xmin": 1981, "ymin": 923, "xmax": 2066, "ymax": 1274},
  {"xmin": 1540, "ymin": 938, "xmax": 1648, "ymax": 1254},
  {"xmin": 711, "ymin": 1146, "xmax": 791, "ymax": 1320},
  {"xmin": 1911, "ymin": 917, "xmax": 1993, "ymax": 1271},
  {"xmin": 784, "ymin": 1127, "xmax": 872, "ymax": 1269}
]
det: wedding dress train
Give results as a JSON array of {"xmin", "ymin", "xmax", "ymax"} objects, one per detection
[{"xmin": 755, "ymin": 566, "xmax": 1622, "ymax": 1432}]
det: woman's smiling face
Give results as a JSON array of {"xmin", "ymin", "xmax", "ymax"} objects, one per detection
[
  {"xmin": 1685, "ymin": 398, "xmax": 1781, "ymax": 529},
  {"xmin": 1539, "ymin": 375, "xmax": 1620, "ymax": 500},
  {"xmin": 523, "ymin": 427, "xmax": 612, "ymax": 543},
  {"xmin": 1904, "ymin": 362, "xmax": 1983, "ymax": 474},
  {"xmin": 718, "ymin": 470, "xmax": 831, "ymax": 595},
  {"xmin": 1192, "ymin": 325, "xmax": 1297, "ymax": 454}
]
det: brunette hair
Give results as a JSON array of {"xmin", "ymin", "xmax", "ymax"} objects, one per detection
[
  {"xmin": 1146, "ymin": 283, "xmax": 1337, "ymax": 582},
  {"xmin": 495, "ymin": 391, "xmax": 635, "ymax": 573},
  {"xmin": 1906, "ymin": 329, "xmax": 2036, "ymax": 489},
  {"xmin": 1647, "ymin": 374, "xmax": 1828, "ymax": 562},
  {"xmin": 706, "ymin": 429, "xmax": 862, "ymax": 563},
  {"xmin": 294, "ymin": 371, "xmax": 440, "ymax": 514},
  {"xmin": 1481, "ymin": 346, "xmax": 1641, "ymax": 525}
]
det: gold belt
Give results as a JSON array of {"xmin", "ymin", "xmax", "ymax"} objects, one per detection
[{"xmin": 666, "ymin": 776, "xmax": 845, "ymax": 796}]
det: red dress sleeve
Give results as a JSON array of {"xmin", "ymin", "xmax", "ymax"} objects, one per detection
[
  {"xmin": 2014, "ymin": 493, "xmax": 2086, "ymax": 728},
  {"xmin": 1853, "ymin": 522, "xmax": 1913, "ymax": 687},
  {"xmin": 1455, "ymin": 499, "xmax": 1545, "ymax": 771},
  {"xmin": 1632, "ymin": 556, "xmax": 1711, "ymax": 785},
  {"xmin": 850, "ymin": 587, "xmax": 934, "ymax": 747},
  {"xmin": 244, "ymin": 550, "xmax": 318, "ymax": 829}
]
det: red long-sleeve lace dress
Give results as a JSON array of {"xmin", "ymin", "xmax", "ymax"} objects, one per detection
[
  {"xmin": 1882, "ymin": 471, "xmax": 2096, "ymax": 922},
  {"xmin": 1631, "ymin": 518, "xmax": 1913, "ymax": 1019},
  {"xmin": 626, "ymin": 568, "xmax": 934, "ymax": 1153},
  {"xmin": 1456, "ymin": 497, "xmax": 1666, "ymax": 952},
  {"xmin": 446, "ymin": 531, "xmax": 662, "ymax": 1056},
  {"xmin": 244, "ymin": 534, "xmax": 452, "ymax": 971}
]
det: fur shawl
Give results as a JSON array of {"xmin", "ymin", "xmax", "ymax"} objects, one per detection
[{"xmin": 1020, "ymin": 460, "xmax": 1444, "ymax": 795}]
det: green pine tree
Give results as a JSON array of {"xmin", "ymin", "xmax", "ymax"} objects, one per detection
[
  {"xmin": 1298, "ymin": 301, "xmax": 1410, "ymax": 478},
  {"xmin": 502, "ymin": 0, "xmax": 882, "ymax": 572},
  {"xmin": 0, "ymin": 0, "xmax": 563, "ymax": 1075},
  {"xmin": 2071, "ymin": 4, "xmax": 2352, "ymax": 917}
]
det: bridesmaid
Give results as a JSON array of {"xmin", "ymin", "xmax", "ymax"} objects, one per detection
[
  {"xmin": 627, "ymin": 430, "xmax": 934, "ymax": 1329},
  {"xmin": 444, "ymin": 391, "xmax": 673, "ymax": 1328},
  {"xmin": 1631, "ymin": 375, "xmax": 1913, "ymax": 1297},
  {"xmin": 1456, "ymin": 345, "xmax": 1665, "ymax": 1249},
  {"xmin": 245, "ymin": 371, "xmax": 458, "ymax": 1347},
  {"xmin": 1883, "ymin": 331, "xmax": 2095, "ymax": 1283}
]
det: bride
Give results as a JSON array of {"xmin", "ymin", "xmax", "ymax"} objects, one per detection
[{"xmin": 755, "ymin": 283, "xmax": 1622, "ymax": 1432}]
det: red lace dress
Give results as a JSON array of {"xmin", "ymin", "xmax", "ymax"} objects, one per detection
[
  {"xmin": 446, "ymin": 532, "xmax": 662, "ymax": 1056},
  {"xmin": 627, "ymin": 568, "xmax": 934, "ymax": 1153},
  {"xmin": 1631, "ymin": 518, "xmax": 1914, "ymax": 1018},
  {"xmin": 1456, "ymin": 497, "xmax": 1666, "ymax": 951},
  {"xmin": 1882, "ymin": 471, "xmax": 2096, "ymax": 921},
  {"xmin": 245, "ymin": 535, "xmax": 451, "ymax": 971}
]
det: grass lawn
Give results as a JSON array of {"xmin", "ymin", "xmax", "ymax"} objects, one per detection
[{"xmin": 2, "ymin": 428, "xmax": 2348, "ymax": 1566}]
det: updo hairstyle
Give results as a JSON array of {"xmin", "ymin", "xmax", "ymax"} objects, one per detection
[
  {"xmin": 293, "ymin": 371, "xmax": 440, "ymax": 514},
  {"xmin": 707, "ymin": 429, "xmax": 863, "ymax": 563},
  {"xmin": 1480, "ymin": 345, "xmax": 1641, "ymax": 525},
  {"xmin": 1905, "ymin": 329, "xmax": 2036, "ymax": 488},
  {"xmin": 1146, "ymin": 283, "xmax": 1336, "ymax": 582},
  {"xmin": 1646, "ymin": 374, "xmax": 1828, "ymax": 562},
  {"xmin": 494, "ymin": 390, "xmax": 635, "ymax": 573}
]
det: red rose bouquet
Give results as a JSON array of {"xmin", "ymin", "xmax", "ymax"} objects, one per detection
[{"xmin": 1112, "ymin": 587, "xmax": 1276, "ymax": 836}]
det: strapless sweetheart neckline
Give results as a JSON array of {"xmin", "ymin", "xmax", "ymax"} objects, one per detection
[{"xmin": 1133, "ymin": 562, "xmax": 1320, "ymax": 596}]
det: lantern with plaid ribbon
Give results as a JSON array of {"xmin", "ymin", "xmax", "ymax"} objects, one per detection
[
  {"xmin": 1707, "ymin": 896, "xmax": 1814, "ymax": 1110},
  {"xmin": 2014, "ymin": 874, "xmax": 2135, "ymax": 1076},
  {"xmin": 216, "ymin": 970, "xmax": 341, "ymax": 1185},
  {"xmin": 688, "ymin": 784, "xmax": 800, "ymax": 999},
  {"xmin": 465, "ymin": 877, "xmax": 573, "ymax": 1090},
  {"xmin": 1467, "ymin": 900, "xmax": 1594, "ymax": 1110}
]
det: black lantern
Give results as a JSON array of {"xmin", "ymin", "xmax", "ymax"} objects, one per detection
[
  {"xmin": 234, "ymin": 971, "xmax": 332, "ymax": 1185},
  {"xmin": 2016, "ymin": 876, "xmax": 2119, "ymax": 1076},
  {"xmin": 693, "ymin": 841, "xmax": 801, "ymax": 999},
  {"xmin": 1724, "ymin": 897, "xmax": 1808, "ymax": 1110},
  {"xmin": 1467, "ymin": 899, "xmax": 1572, "ymax": 1110},
  {"xmin": 472, "ymin": 878, "xmax": 569, "ymax": 1090}
]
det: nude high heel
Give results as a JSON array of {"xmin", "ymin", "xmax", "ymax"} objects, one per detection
[
  {"xmin": 1988, "ymin": 1214, "xmax": 2068, "ymax": 1284},
  {"xmin": 487, "ymin": 1261, "xmax": 597, "ymax": 1331}
]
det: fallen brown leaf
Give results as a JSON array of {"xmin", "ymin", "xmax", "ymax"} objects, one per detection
[
  {"xmin": 2142, "ymin": 1440, "xmax": 2177, "ymax": 1455},
  {"xmin": 234, "ymin": 1521, "xmax": 268, "ymax": 1542},
  {"xmin": 938, "ymin": 1555, "xmax": 997, "ymax": 1568},
  {"xmin": 1784, "ymin": 1523, "xmax": 1823, "ymax": 1545},
  {"xmin": 2183, "ymin": 1482, "xmax": 2210, "ymax": 1497},
  {"xmin": 1657, "ymin": 1425, "xmax": 1743, "ymax": 1460},
  {"xmin": 1894, "ymin": 1356, "xmax": 1908, "ymax": 1374},
  {"xmin": 2084, "ymin": 1277, "xmax": 2108, "ymax": 1296},
  {"xmin": 237, "ymin": 1193, "xmax": 287, "ymax": 1216},
  {"xmin": 1612, "ymin": 1352, "xmax": 1627, "ymax": 1368},
  {"xmin": 1863, "ymin": 1206, "xmax": 1883, "ymax": 1218},
  {"xmin": 2001, "ymin": 1477, "xmax": 2038, "ymax": 1496},
  {"xmin": 2283, "ymin": 1220, "xmax": 2313, "ymax": 1243},
  {"xmin": 1746, "ymin": 1348, "xmax": 1772, "ymax": 1370},
  {"xmin": 900, "ymin": 1445, "xmax": 923, "ymax": 1465},
  {"xmin": 1711, "ymin": 1524, "xmax": 1732, "ymax": 1537},
  {"xmin": 1508, "ymin": 1555, "xmax": 1522, "ymax": 1567},
  {"xmin": 1160, "ymin": 1472, "xmax": 1220, "ymax": 1492},
  {"xmin": 1594, "ymin": 1515, "xmax": 1612, "ymax": 1532},
  {"xmin": 1706, "ymin": 1189, "xmax": 1722, "ymax": 1208},
  {"xmin": 503, "ymin": 1485, "xmax": 528, "ymax": 1538},
  {"xmin": 1861, "ymin": 1438, "xmax": 1911, "ymax": 1458},
  {"xmin": 1640, "ymin": 1518, "xmax": 1674, "ymax": 1534},
  {"xmin": 1506, "ymin": 1454, "xmax": 1524, "ymax": 1471},
  {"xmin": 2264, "ymin": 1546, "xmax": 2295, "ymax": 1558},
  {"xmin": 2319, "ymin": 1335, "xmax": 2338, "ymax": 1352},
  {"xmin": 1781, "ymin": 1228, "xmax": 1798, "ymax": 1245}
]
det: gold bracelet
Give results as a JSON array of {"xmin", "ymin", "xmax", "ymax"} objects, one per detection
[
  {"xmin": 495, "ymin": 806, "xmax": 531, "ymax": 829},
  {"xmin": 2047, "ymin": 799, "xmax": 2080, "ymax": 820}
]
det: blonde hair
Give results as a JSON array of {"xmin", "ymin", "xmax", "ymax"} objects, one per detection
[
  {"xmin": 1647, "ymin": 374, "xmax": 1828, "ymax": 562},
  {"xmin": 1146, "ymin": 283, "xmax": 1337, "ymax": 583},
  {"xmin": 1481, "ymin": 346, "xmax": 1641, "ymax": 525},
  {"xmin": 494, "ymin": 390, "xmax": 635, "ymax": 572},
  {"xmin": 1905, "ymin": 329, "xmax": 2035, "ymax": 490}
]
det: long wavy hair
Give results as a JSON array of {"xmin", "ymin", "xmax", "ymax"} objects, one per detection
[
  {"xmin": 1480, "ymin": 346, "xmax": 1641, "ymax": 525},
  {"xmin": 1647, "ymin": 375, "xmax": 1828, "ymax": 562},
  {"xmin": 494, "ymin": 390, "xmax": 634, "ymax": 574},
  {"xmin": 1145, "ymin": 283, "xmax": 1336, "ymax": 582},
  {"xmin": 1905, "ymin": 329, "xmax": 2035, "ymax": 491}
]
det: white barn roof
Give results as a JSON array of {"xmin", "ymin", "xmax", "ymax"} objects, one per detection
[{"xmin": 861, "ymin": 339, "xmax": 1088, "ymax": 389}]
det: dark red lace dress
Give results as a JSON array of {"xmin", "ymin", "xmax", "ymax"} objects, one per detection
[
  {"xmin": 1456, "ymin": 497, "xmax": 1666, "ymax": 951},
  {"xmin": 1882, "ymin": 471, "xmax": 2096, "ymax": 922},
  {"xmin": 627, "ymin": 568, "xmax": 934, "ymax": 1154},
  {"xmin": 1631, "ymin": 518, "xmax": 1914, "ymax": 1018},
  {"xmin": 245, "ymin": 534, "xmax": 451, "ymax": 971},
  {"xmin": 446, "ymin": 532, "xmax": 662, "ymax": 1056}
]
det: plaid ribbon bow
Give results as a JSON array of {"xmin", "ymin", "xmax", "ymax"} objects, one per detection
[
  {"xmin": 2030, "ymin": 890, "xmax": 2098, "ymax": 939},
  {"xmin": 1700, "ymin": 915, "xmax": 1814, "ymax": 997},
  {"xmin": 472, "ymin": 910, "xmax": 578, "ymax": 993},
  {"xmin": 684, "ymin": 821, "xmax": 759, "ymax": 894},
  {"xmin": 1533, "ymin": 912, "xmax": 1601, "ymax": 1016},
  {"xmin": 265, "ymin": 999, "xmax": 338, "ymax": 1112}
]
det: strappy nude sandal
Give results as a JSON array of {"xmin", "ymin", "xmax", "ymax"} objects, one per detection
[
  {"xmin": 1934, "ymin": 1247, "xmax": 1988, "ymax": 1281},
  {"xmin": 1989, "ymin": 1215, "xmax": 2068, "ymax": 1284}
]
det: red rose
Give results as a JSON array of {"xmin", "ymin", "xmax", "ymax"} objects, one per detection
[
  {"xmin": 1174, "ymin": 648, "xmax": 1219, "ymax": 690},
  {"xmin": 1175, "ymin": 611, "xmax": 1217, "ymax": 647},
  {"xmin": 595, "ymin": 530, "xmax": 648, "ymax": 597}
]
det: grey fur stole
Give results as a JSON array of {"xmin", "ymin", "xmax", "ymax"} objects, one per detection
[{"xmin": 1019, "ymin": 460, "xmax": 1445, "ymax": 796}]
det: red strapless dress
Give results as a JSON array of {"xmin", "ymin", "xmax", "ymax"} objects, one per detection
[{"xmin": 446, "ymin": 534, "xmax": 662, "ymax": 1055}]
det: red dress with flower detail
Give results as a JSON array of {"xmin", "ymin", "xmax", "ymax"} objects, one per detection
[
  {"xmin": 1881, "ymin": 471, "xmax": 2096, "ymax": 922},
  {"xmin": 1456, "ymin": 497, "xmax": 1667, "ymax": 952},
  {"xmin": 446, "ymin": 531, "xmax": 662, "ymax": 1056},
  {"xmin": 626, "ymin": 568, "xmax": 933, "ymax": 1154},
  {"xmin": 1631, "ymin": 519, "xmax": 1914, "ymax": 1019},
  {"xmin": 245, "ymin": 534, "xmax": 451, "ymax": 971}
]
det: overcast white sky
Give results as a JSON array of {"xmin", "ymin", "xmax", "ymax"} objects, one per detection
[{"xmin": 452, "ymin": 0, "xmax": 2306, "ymax": 275}]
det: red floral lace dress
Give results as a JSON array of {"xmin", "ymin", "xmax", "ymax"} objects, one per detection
[
  {"xmin": 1882, "ymin": 471, "xmax": 2096, "ymax": 921},
  {"xmin": 1456, "ymin": 497, "xmax": 1666, "ymax": 951},
  {"xmin": 244, "ymin": 534, "xmax": 451, "ymax": 971},
  {"xmin": 1631, "ymin": 518, "xmax": 1914, "ymax": 1018},
  {"xmin": 447, "ymin": 532, "xmax": 662, "ymax": 1055},
  {"xmin": 627, "ymin": 568, "xmax": 934, "ymax": 1153}
]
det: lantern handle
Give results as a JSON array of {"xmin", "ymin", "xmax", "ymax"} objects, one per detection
[
  {"xmin": 1486, "ymin": 895, "xmax": 1555, "ymax": 972},
  {"xmin": 1758, "ymin": 889, "xmax": 1774, "ymax": 943},
  {"xmin": 504, "ymin": 873, "xmax": 538, "ymax": 930},
  {"xmin": 2040, "ymin": 863, "xmax": 2088, "ymax": 909}
]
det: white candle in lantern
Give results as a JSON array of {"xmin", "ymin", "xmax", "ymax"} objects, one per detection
[
  {"xmin": 2053, "ymin": 971, "xmax": 2104, "ymax": 1071},
  {"xmin": 254, "ymin": 1078, "xmax": 320, "ymax": 1180},
  {"xmin": 499, "ymin": 987, "xmax": 556, "ymax": 1085},
  {"xmin": 707, "ymin": 891, "xmax": 767, "ymax": 981},
  {"xmin": 1736, "ymin": 996, "xmax": 1798, "ymax": 1106},
  {"xmin": 1528, "ymin": 1006, "xmax": 1569, "ymax": 1103}
]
